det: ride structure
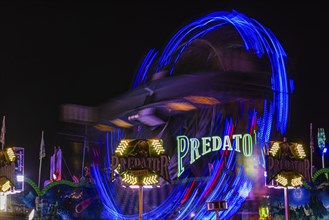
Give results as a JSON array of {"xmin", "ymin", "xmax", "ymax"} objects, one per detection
[{"xmin": 89, "ymin": 10, "xmax": 293, "ymax": 220}]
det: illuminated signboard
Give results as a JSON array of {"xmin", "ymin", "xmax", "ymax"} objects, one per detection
[
  {"xmin": 110, "ymin": 139, "xmax": 170, "ymax": 185},
  {"xmin": 177, "ymin": 131, "xmax": 256, "ymax": 177},
  {"xmin": 266, "ymin": 141, "xmax": 311, "ymax": 187}
]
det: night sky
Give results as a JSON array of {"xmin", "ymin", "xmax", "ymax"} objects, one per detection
[{"xmin": 0, "ymin": 1, "xmax": 328, "ymax": 184}]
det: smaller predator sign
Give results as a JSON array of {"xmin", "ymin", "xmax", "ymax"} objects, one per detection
[
  {"xmin": 111, "ymin": 139, "xmax": 170, "ymax": 185},
  {"xmin": 266, "ymin": 141, "xmax": 311, "ymax": 186}
]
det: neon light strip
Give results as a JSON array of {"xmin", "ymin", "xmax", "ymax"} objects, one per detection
[{"xmin": 132, "ymin": 49, "xmax": 158, "ymax": 88}]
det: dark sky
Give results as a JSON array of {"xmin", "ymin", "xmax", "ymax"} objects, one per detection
[{"xmin": 0, "ymin": 1, "xmax": 328, "ymax": 183}]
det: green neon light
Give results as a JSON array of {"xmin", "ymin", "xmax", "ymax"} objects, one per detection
[
  {"xmin": 317, "ymin": 128, "xmax": 326, "ymax": 149},
  {"xmin": 25, "ymin": 177, "xmax": 93, "ymax": 197},
  {"xmin": 177, "ymin": 131, "xmax": 256, "ymax": 177}
]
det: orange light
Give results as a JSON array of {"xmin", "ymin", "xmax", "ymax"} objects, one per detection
[
  {"xmin": 166, "ymin": 102, "xmax": 196, "ymax": 111},
  {"xmin": 94, "ymin": 124, "xmax": 115, "ymax": 132},
  {"xmin": 110, "ymin": 119, "xmax": 133, "ymax": 128},
  {"xmin": 185, "ymin": 96, "xmax": 220, "ymax": 105}
]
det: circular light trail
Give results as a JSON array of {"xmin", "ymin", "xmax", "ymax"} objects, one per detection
[{"xmin": 91, "ymin": 10, "xmax": 291, "ymax": 219}]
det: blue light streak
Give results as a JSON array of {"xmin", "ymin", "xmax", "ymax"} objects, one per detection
[
  {"xmin": 132, "ymin": 49, "xmax": 158, "ymax": 89},
  {"xmin": 92, "ymin": 9, "xmax": 291, "ymax": 219}
]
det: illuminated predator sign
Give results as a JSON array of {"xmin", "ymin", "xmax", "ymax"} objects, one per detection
[
  {"xmin": 111, "ymin": 139, "xmax": 170, "ymax": 185},
  {"xmin": 266, "ymin": 141, "xmax": 311, "ymax": 187},
  {"xmin": 177, "ymin": 131, "xmax": 256, "ymax": 177}
]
